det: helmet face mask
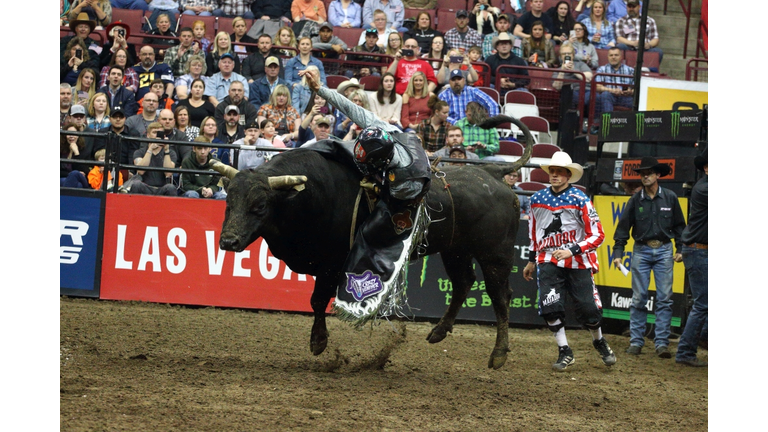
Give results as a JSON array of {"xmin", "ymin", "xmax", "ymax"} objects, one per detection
[{"xmin": 354, "ymin": 127, "xmax": 395, "ymax": 175}]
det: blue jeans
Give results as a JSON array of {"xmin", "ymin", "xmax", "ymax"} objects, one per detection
[
  {"xmin": 595, "ymin": 92, "xmax": 633, "ymax": 118},
  {"xmin": 213, "ymin": 9, "xmax": 255, "ymax": 19},
  {"xmin": 183, "ymin": 190, "xmax": 227, "ymax": 200},
  {"xmin": 182, "ymin": 10, "xmax": 213, "ymax": 16},
  {"xmin": 676, "ymin": 246, "xmax": 708, "ymax": 361},
  {"xmin": 60, "ymin": 171, "xmax": 89, "ymax": 189},
  {"xmin": 629, "ymin": 242, "xmax": 674, "ymax": 348},
  {"xmin": 111, "ymin": 0, "xmax": 149, "ymax": 10}
]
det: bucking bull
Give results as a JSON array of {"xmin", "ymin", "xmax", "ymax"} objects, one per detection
[{"xmin": 211, "ymin": 116, "xmax": 534, "ymax": 369}]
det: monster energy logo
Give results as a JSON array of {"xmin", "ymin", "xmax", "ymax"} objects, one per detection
[
  {"xmin": 601, "ymin": 113, "xmax": 611, "ymax": 138},
  {"xmin": 635, "ymin": 112, "xmax": 645, "ymax": 138},
  {"xmin": 671, "ymin": 111, "xmax": 680, "ymax": 138}
]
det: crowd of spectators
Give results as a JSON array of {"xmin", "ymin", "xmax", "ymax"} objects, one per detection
[{"xmin": 60, "ymin": 0, "xmax": 654, "ymax": 198}]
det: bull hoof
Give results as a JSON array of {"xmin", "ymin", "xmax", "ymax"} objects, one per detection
[
  {"xmin": 310, "ymin": 333, "xmax": 328, "ymax": 356},
  {"xmin": 426, "ymin": 325, "xmax": 449, "ymax": 344},
  {"xmin": 487, "ymin": 348, "xmax": 510, "ymax": 370}
]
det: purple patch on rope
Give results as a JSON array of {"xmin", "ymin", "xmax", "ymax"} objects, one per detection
[{"xmin": 344, "ymin": 270, "xmax": 384, "ymax": 301}]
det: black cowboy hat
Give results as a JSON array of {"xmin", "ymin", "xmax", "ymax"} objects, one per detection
[
  {"xmin": 694, "ymin": 149, "xmax": 707, "ymax": 171},
  {"xmin": 633, "ymin": 156, "xmax": 672, "ymax": 177}
]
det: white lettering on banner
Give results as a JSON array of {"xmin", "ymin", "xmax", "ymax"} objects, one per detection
[
  {"xmin": 60, "ymin": 220, "xmax": 90, "ymax": 264},
  {"xmin": 234, "ymin": 251, "xmax": 251, "ymax": 277},
  {"xmin": 205, "ymin": 231, "xmax": 227, "ymax": 275},
  {"xmin": 610, "ymin": 292, "xmax": 654, "ymax": 311},
  {"xmin": 138, "ymin": 227, "xmax": 162, "ymax": 272},
  {"xmin": 282, "ymin": 267, "xmax": 309, "ymax": 281},
  {"xmin": 259, "ymin": 240, "xmax": 280, "ymax": 280},
  {"xmin": 166, "ymin": 228, "xmax": 187, "ymax": 274},
  {"xmin": 115, "ymin": 224, "xmax": 133, "ymax": 269}
]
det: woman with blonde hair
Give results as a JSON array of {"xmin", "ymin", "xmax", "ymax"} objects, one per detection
[
  {"xmin": 257, "ymin": 84, "xmax": 301, "ymax": 146},
  {"xmin": 174, "ymin": 54, "xmax": 207, "ymax": 100},
  {"xmin": 292, "ymin": 65, "xmax": 319, "ymax": 114},
  {"xmin": 340, "ymin": 88, "xmax": 370, "ymax": 140},
  {"xmin": 206, "ymin": 31, "xmax": 241, "ymax": 76},
  {"xmin": 74, "ymin": 68, "xmax": 97, "ymax": 107},
  {"xmin": 400, "ymin": 71, "xmax": 434, "ymax": 132},
  {"xmin": 86, "ymin": 92, "xmax": 111, "ymax": 132},
  {"xmin": 274, "ymin": 26, "xmax": 298, "ymax": 58},
  {"xmin": 230, "ymin": 16, "xmax": 257, "ymax": 60},
  {"xmin": 579, "ymin": 0, "xmax": 615, "ymax": 50}
]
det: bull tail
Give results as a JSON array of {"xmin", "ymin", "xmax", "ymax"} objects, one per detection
[{"xmin": 477, "ymin": 115, "xmax": 535, "ymax": 178}]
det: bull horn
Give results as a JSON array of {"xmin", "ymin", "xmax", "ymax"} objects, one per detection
[
  {"xmin": 209, "ymin": 161, "xmax": 239, "ymax": 180},
  {"xmin": 268, "ymin": 175, "xmax": 308, "ymax": 191}
]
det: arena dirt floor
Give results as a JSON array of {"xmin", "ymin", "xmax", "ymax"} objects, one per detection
[{"xmin": 60, "ymin": 296, "xmax": 708, "ymax": 431}]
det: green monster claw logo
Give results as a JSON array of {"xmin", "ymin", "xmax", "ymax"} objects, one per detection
[
  {"xmin": 601, "ymin": 113, "xmax": 611, "ymax": 138},
  {"xmin": 671, "ymin": 111, "xmax": 680, "ymax": 139},
  {"xmin": 635, "ymin": 112, "xmax": 645, "ymax": 138}
]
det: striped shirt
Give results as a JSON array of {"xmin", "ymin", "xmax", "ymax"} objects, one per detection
[
  {"xmin": 528, "ymin": 185, "xmax": 605, "ymax": 272},
  {"xmin": 437, "ymin": 85, "xmax": 500, "ymax": 125}
]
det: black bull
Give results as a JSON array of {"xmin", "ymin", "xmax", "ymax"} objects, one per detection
[{"xmin": 213, "ymin": 116, "xmax": 534, "ymax": 369}]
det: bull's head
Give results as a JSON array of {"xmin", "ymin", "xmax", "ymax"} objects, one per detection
[{"xmin": 210, "ymin": 162, "xmax": 307, "ymax": 253}]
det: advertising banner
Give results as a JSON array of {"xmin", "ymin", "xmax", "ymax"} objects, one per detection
[
  {"xmin": 638, "ymin": 77, "xmax": 708, "ymax": 111},
  {"xmin": 598, "ymin": 110, "xmax": 703, "ymax": 143},
  {"xmin": 60, "ymin": 189, "xmax": 105, "ymax": 297},
  {"xmin": 99, "ymin": 194, "xmax": 322, "ymax": 313}
]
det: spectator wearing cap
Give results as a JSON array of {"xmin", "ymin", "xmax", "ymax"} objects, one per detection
[
  {"xmin": 387, "ymin": 38, "xmax": 438, "ymax": 95},
  {"xmin": 298, "ymin": 113, "xmax": 333, "ymax": 146},
  {"xmin": 348, "ymin": 28, "xmax": 386, "ymax": 79},
  {"xmin": 68, "ymin": 0, "xmax": 112, "ymax": 29},
  {"xmin": 362, "ymin": 0, "xmax": 407, "ymax": 33},
  {"xmin": 180, "ymin": 136, "xmax": 227, "ymax": 200},
  {"xmin": 214, "ymin": 80, "xmax": 257, "ymax": 129},
  {"xmin": 608, "ymin": 0, "xmax": 643, "ymax": 25},
  {"xmin": 311, "ymin": 22, "xmax": 348, "ymax": 61},
  {"xmin": 514, "ymin": 0, "xmax": 554, "ymax": 40},
  {"xmin": 483, "ymin": 32, "xmax": 530, "ymax": 96},
  {"xmin": 433, "ymin": 126, "xmax": 480, "ymax": 168},
  {"xmin": 448, "ymin": 145, "xmax": 467, "ymax": 165},
  {"xmin": 328, "ymin": 0, "xmax": 362, "ymax": 28},
  {"xmin": 60, "ymin": 13, "xmax": 100, "ymax": 58},
  {"xmin": 482, "ymin": 13, "xmax": 517, "ymax": 59},
  {"xmin": 444, "ymin": 10, "xmax": 485, "ymax": 55},
  {"xmin": 67, "ymin": 104, "xmax": 97, "ymax": 164},
  {"xmin": 242, "ymin": 34, "xmax": 285, "ymax": 83},
  {"xmin": 358, "ymin": 9, "xmax": 397, "ymax": 47},
  {"xmin": 205, "ymin": 53, "xmax": 250, "ymax": 106},
  {"xmin": 438, "ymin": 69, "xmax": 499, "ymax": 125},
  {"xmin": 235, "ymin": 121, "xmax": 278, "ymax": 169},
  {"xmin": 214, "ymin": 104, "xmax": 246, "ymax": 165},
  {"xmin": 133, "ymin": 45, "xmax": 175, "ymax": 103},
  {"xmin": 614, "ymin": 0, "xmax": 662, "ymax": 65},
  {"xmin": 249, "ymin": 56, "xmax": 291, "ymax": 111},
  {"xmin": 98, "ymin": 106, "xmax": 136, "ymax": 167}
]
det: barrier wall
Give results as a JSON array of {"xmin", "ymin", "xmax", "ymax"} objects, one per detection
[{"xmin": 60, "ymin": 191, "xmax": 689, "ymax": 330}]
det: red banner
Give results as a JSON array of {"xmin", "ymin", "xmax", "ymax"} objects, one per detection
[{"xmin": 100, "ymin": 194, "xmax": 324, "ymax": 312}]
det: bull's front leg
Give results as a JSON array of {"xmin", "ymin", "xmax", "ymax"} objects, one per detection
[{"xmin": 309, "ymin": 273, "xmax": 336, "ymax": 355}]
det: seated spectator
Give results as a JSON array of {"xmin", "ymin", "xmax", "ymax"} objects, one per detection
[
  {"xmin": 99, "ymin": 22, "xmax": 138, "ymax": 69},
  {"xmin": 448, "ymin": 145, "xmax": 467, "ymax": 166},
  {"xmin": 328, "ymin": 0, "xmax": 362, "ymax": 29},
  {"xmin": 422, "ymin": 35, "xmax": 447, "ymax": 71},
  {"xmin": 124, "ymin": 122, "xmax": 179, "ymax": 196},
  {"xmin": 297, "ymin": 111, "xmax": 333, "ymax": 146},
  {"xmin": 60, "ymin": 13, "xmax": 100, "ymax": 58},
  {"xmin": 99, "ymin": 47, "xmax": 139, "ymax": 93},
  {"xmin": 311, "ymin": 22, "xmax": 348, "ymax": 69},
  {"xmin": 206, "ymin": 32, "xmax": 241, "ymax": 77},
  {"xmin": 547, "ymin": 1, "xmax": 576, "ymax": 46},
  {"xmin": 133, "ymin": 45, "xmax": 174, "ymax": 102},
  {"xmin": 291, "ymin": 0, "xmax": 327, "ymax": 25},
  {"xmin": 579, "ymin": 0, "xmax": 615, "ymax": 50},
  {"xmin": 157, "ymin": 108, "xmax": 191, "ymax": 162},
  {"xmin": 502, "ymin": 170, "xmax": 531, "ymax": 219},
  {"xmin": 60, "ymin": 121, "xmax": 91, "ymax": 188},
  {"xmin": 388, "ymin": 38, "xmax": 438, "ymax": 94},
  {"xmin": 274, "ymin": 26, "xmax": 298, "ymax": 58},
  {"xmin": 204, "ymin": 53, "xmax": 250, "ymax": 105},
  {"xmin": 384, "ymin": 32, "xmax": 403, "ymax": 58},
  {"xmin": 125, "ymin": 92, "xmax": 160, "ymax": 137},
  {"xmin": 514, "ymin": 0, "xmax": 554, "ymax": 41},
  {"xmin": 482, "ymin": 12, "xmax": 515, "ymax": 59},
  {"xmin": 249, "ymin": 0, "xmax": 293, "ymax": 24},
  {"xmin": 110, "ymin": 1, "xmax": 150, "ymax": 11},
  {"xmin": 296, "ymin": 93, "xmax": 335, "ymax": 144},
  {"xmin": 96, "ymin": 106, "xmax": 134, "ymax": 166},
  {"xmin": 213, "ymin": 0, "xmax": 256, "ymax": 19},
  {"xmin": 97, "ymin": 65, "xmax": 139, "ymax": 117},
  {"xmin": 88, "ymin": 149, "xmax": 124, "ymax": 191},
  {"xmin": 176, "ymin": 78, "xmax": 216, "ymax": 127},
  {"xmin": 291, "ymin": 65, "xmax": 319, "ymax": 114},
  {"xmin": 74, "ymin": 68, "xmax": 98, "ymax": 107},
  {"xmin": 469, "ymin": 0, "xmax": 501, "ymax": 36},
  {"xmin": 552, "ymin": 42, "xmax": 593, "ymax": 112},
  {"xmin": 142, "ymin": 12, "xmax": 179, "ymax": 56},
  {"xmin": 437, "ymin": 69, "xmax": 499, "ymax": 124},
  {"xmin": 400, "ymin": 71, "xmax": 434, "ymax": 132},
  {"xmin": 198, "ymin": 116, "xmax": 226, "ymax": 161},
  {"xmin": 214, "ymin": 80, "xmax": 257, "ymax": 128},
  {"xmin": 341, "ymin": 89, "xmax": 370, "ymax": 140},
  {"xmin": 368, "ymin": 73, "xmax": 403, "ymax": 130},
  {"xmin": 523, "ymin": 21, "xmax": 557, "ymax": 68},
  {"xmin": 575, "ymin": 0, "xmax": 596, "ymax": 22},
  {"xmin": 614, "ymin": 0, "xmax": 663, "ymax": 66},
  {"xmin": 250, "ymin": 56, "xmax": 291, "ymax": 110},
  {"xmin": 138, "ymin": 79, "xmax": 175, "ymax": 114},
  {"xmin": 236, "ymin": 121, "xmax": 282, "ymax": 169},
  {"xmin": 180, "ymin": 137, "xmax": 227, "ymax": 199},
  {"xmin": 346, "ymin": 28, "xmax": 385, "ymax": 79},
  {"xmin": 433, "ymin": 126, "xmax": 480, "ymax": 167},
  {"xmin": 257, "ymin": 84, "xmax": 301, "ymax": 145},
  {"xmin": 173, "ymin": 54, "xmax": 207, "ymax": 100},
  {"xmin": 259, "ymin": 118, "xmax": 289, "ymax": 148},
  {"xmin": 358, "ymin": 9, "xmax": 396, "ymax": 47},
  {"xmin": 484, "ymin": 32, "xmax": 530, "ymax": 96},
  {"xmin": 61, "ymin": 38, "xmax": 100, "ymax": 86},
  {"xmin": 454, "ymin": 101, "xmax": 499, "ymax": 159},
  {"xmin": 334, "ymin": 87, "xmax": 367, "ymax": 138},
  {"xmin": 191, "ymin": 19, "xmax": 212, "ymax": 53},
  {"xmin": 466, "ymin": 46, "xmax": 485, "ymax": 87},
  {"xmin": 163, "ymin": 27, "xmax": 204, "ymax": 78},
  {"xmin": 608, "ymin": 0, "xmax": 644, "ymax": 25},
  {"xmin": 569, "ymin": 22, "xmax": 599, "ymax": 69},
  {"xmin": 405, "ymin": 11, "xmax": 443, "ymax": 56},
  {"xmin": 217, "ymin": 105, "xmax": 247, "ymax": 152},
  {"xmin": 243, "ymin": 34, "xmax": 285, "ymax": 83},
  {"xmin": 444, "ymin": 9, "xmax": 484, "ymax": 54},
  {"xmin": 590, "ymin": 47, "xmax": 634, "ymax": 134},
  {"xmin": 362, "ymin": 0, "xmax": 407, "ymax": 33},
  {"xmin": 86, "ymin": 92, "xmax": 112, "ymax": 132},
  {"xmin": 402, "ymin": 0, "xmax": 436, "ymax": 8},
  {"xmin": 414, "ymin": 96, "xmax": 449, "ymax": 155},
  {"xmin": 175, "ymin": 105, "xmax": 200, "ymax": 141},
  {"xmin": 60, "ymin": 84, "xmax": 74, "ymax": 127},
  {"xmin": 180, "ymin": 0, "xmax": 216, "ymax": 16},
  {"xmin": 435, "ymin": 48, "xmax": 478, "ymax": 86},
  {"xmin": 230, "ymin": 16, "xmax": 258, "ymax": 61},
  {"xmin": 284, "ymin": 37, "xmax": 328, "ymax": 91}
]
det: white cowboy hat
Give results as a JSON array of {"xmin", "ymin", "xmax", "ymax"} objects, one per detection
[
  {"xmin": 337, "ymin": 78, "xmax": 361, "ymax": 95},
  {"xmin": 539, "ymin": 151, "xmax": 584, "ymax": 183}
]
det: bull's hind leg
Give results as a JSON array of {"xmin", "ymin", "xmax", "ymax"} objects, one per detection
[
  {"xmin": 427, "ymin": 253, "xmax": 475, "ymax": 344},
  {"xmin": 478, "ymin": 257, "xmax": 514, "ymax": 369},
  {"xmin": 309, "ymin": 273, "xmax": 336, "ymax": 355}
]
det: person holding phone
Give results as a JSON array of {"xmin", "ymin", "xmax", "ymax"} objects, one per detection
[
  {"xmin": 387, "ymin": 38, "xmax": 437, "ymax": 94},
  {"xmin": 551, "ymin": 42, "xmax": 592, "ymax": 112},
  {"xmin": 123, "ymin": 122, "xmax": 179, "ymax": 196},
  {"xmin": 99, "ymin": 22, "xmax": 138, "ymax": 69},
  {"xmin": 569, "ymin": 22, "xmax": 598, "ymax": 69},
  {"xmin": 469, "ymin": 0, "xmax": 500, "ymax": 36},
  {"xmin": 435, "ymin": 49, "xmax": 478, "ymax": 86},
  {"xmin": 61, "ymin": 38, "xmax": 100, "ymax": 86}
]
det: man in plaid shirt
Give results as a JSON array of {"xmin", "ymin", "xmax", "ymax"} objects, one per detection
[
  {"xmin": 438, "ymin": 69, "xmax": 499, "ymax": 125},
  {"xmin": 443, "ymin": 10, "xmax": 484, "ymax": 54},
  {"xmin": 590, "ymin": 47, "xmax": 634, "ymax": 134},
  {"xmin": 213, "ymin": 0, "xmax": 255, "ymax": 19},
  {"xmin": 180, "ymin": 0, "xmax": 217, "ymax": 16},
  {"xmin": 614, "ymin": 0, "xmax": 663, "ymax": 64}
]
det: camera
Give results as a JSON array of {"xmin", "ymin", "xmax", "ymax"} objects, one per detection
[
  {"xmin": 449, "ymin": 56, "xmax": 463, "ymax": 63},
  {"xmin": 480, "ymin": 4, "xmax": 487, "ymax": 10},
  {"xmin": 117, "ymin": 28, "xmax": 125, "ymax": 37},
  {"xmin": 564, "ymin": 55, "xmax": 572, "ymax": 62},
  {"xmin": 156, "ymin": 130, "xmax": 168, "ymax": 139},
  {"xmin": 402, "ymin": 49, "xmax": 414, "ymax": 57},
  {"xmin": 75, "ymin": 48, "xmax": 83, "ymax": 59}
]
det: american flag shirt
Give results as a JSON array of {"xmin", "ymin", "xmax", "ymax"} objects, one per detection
[{"xmin": 528, "ymin": 185, "xmax": 605, "ymax": 272}]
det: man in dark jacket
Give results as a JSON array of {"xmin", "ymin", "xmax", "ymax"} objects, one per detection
[
  {"xmin": 213, "ymin": 81, "xmax": 258, "ymax": 128},
  {"xmin": 180, "ymin": 137, "xmax": 227, "ymax": 199},
  {"xmin": 248, "ymin": 56, "xmax": 290, "ymax": 109},
  {"xmin": 98, "ymin": 66, "xmax": 139, "ymax": 117},
  {"xmin": 241, "ymin": 34, "xmax": 285, "ymax": 83},
  {"xmin": 483, "ymin": 33, "xmax": 530, "ymax": 95}
]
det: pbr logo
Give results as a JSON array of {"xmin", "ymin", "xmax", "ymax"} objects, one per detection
[
  {"xmin": 354, "ymin": 142, "xmax": 367, "ymax": 161},
  {"xmin": 391, "ymin": 210, "xmax": 413, "ymax": 235},
  {"xmin": 345, "ymin": 270, "xmax": 384, "ymax": 301}
]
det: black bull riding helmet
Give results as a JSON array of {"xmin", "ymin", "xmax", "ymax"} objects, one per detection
[{"xmin": 353, "ymin": 127, "xmax": 395, "ymax": 175}]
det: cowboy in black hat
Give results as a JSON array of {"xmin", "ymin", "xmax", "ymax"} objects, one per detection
[{"xmin": 612, "ymin": 156, "xmax": 687, "ymax": 359}]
